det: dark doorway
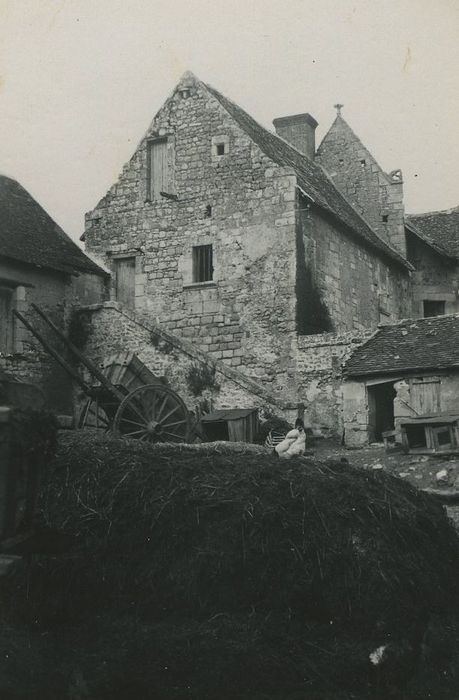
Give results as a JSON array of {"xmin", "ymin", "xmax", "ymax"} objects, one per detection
[
  {"xmin": 367, "ymin": 382, "xmax": 396, "ymax": 441},
  {"xmin": 202, "ymin": 420, "xmax": 229, "ymax": 442}
]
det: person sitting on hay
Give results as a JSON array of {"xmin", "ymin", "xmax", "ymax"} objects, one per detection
[{"xmin": 272, "ymin": 419, "xmax": 307, "ymax": 459}]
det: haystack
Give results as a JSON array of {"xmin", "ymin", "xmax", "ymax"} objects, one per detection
[{"xmin": 6, "ymin": 431, "xmax": 459, "ymax": 698}]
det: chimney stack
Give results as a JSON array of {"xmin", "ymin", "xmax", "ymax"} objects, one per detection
[{"xmin": 272, "ymin": 113, "xmax": 318, "ymax": 159}]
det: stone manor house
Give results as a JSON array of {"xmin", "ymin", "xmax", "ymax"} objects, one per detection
[{"xmin": 3, "ymin": 72, "xmax": 458, "ymax": 443}]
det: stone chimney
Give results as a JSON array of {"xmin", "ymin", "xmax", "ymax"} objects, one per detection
[{"xmin": 272, "ymin": 113, "xmax": 318, "ymax": 159}]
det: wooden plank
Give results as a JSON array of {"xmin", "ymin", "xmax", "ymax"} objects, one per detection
[{"xmin": 410, "ymin": 379, "xmax": 441, "ymax": 415}]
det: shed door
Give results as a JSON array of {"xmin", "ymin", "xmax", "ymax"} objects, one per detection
[
  {"xmin": 410, "ymin": 378, "xmax": 441, "ymax": 416},
  {"xmin": 115, "ymin": 258, "xmax": 136, "ymax": 308}
]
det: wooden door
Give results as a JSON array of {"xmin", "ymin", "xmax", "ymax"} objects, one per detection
[
  {"xmin": 115, "ymin": 258, "xmax": 136, "ymax": 309},
  {"xmin": 410, "ymin": 378, "xmax": 441, "ymax": 416}
]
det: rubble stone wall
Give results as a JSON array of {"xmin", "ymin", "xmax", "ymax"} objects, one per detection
[
  {"xmin": 299, "ymin": 207, "xmax": 411, "ymax": 332},
  {"xmin": 83, "ymin": 76, "xmax": 298, "ymax": 399},
  {"xmin": 296, "ymin": 331, "xmax": 371, "ymax": 437},
  {"xmin": 77, "ymin": 303, "xmax": 298, "ymax": 424}
]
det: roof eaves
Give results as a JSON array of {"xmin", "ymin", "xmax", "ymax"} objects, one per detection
[{"xmin": 345, "ymin": 362, "xmax": 459, "ymax": 379}]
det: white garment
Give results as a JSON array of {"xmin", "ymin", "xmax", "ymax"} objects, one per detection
[{"xmin": 275, "ymin": 428, "xmax": 306, "ymax": 458}]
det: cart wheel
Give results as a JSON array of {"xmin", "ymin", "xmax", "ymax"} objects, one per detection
[{"xmin": 112, "ymin": 384, "xmax": 190, "ymax": 442}]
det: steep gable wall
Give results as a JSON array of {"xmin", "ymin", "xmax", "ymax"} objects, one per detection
[
  {"xmin": 316, "ymin": 117, "xmax": 406, "ymax": 257},
  {"xmin": 84, "ymin": 76, "xmax": 298, "ymax": 396}
]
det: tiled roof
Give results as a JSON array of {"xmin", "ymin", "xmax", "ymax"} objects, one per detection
[
  {"xmin": 0, "ymin": 175, "xmax": 106, "ymax": 276},
  {"xmin": 205, "ymin": 83, "xmax": 411, "ymax": 270},
  {"xmin": 344, "ymin": 315, "xmax": 459, "ymax": 377},
  {"xmin": 406, "ymin": 206, "xmax": 459, "ymax": 260}
]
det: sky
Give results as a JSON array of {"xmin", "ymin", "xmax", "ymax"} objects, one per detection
[{"xmin": 1, "ymin": 0, "xmax": 458, "ymax": 243}]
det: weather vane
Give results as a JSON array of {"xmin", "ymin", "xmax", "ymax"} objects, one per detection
[{"xmin": 334, "ymin": 103, "xmax": 344, "ymax": 116}]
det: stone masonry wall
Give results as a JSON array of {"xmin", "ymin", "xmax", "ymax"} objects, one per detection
[
  {"xmin": 316, "ymin": 116, "xmax": 406, "ymax": 257},
  {"xmin": 296, "ymin": 330, "xmax": 372, "ymax": 437},
  {"xmin": 299, "ymin": 206, "xmax": 411, "ymax": 332},
  {"xmin": 84, "ymin": 74, "xmax": 298, "ymax": 401},
  {"xmin": 77, "ymin": 302, "xmax": 300, "ymax": 425},
  {"xmin": 406, "ymin": 233, "xmax": 459, "ymax": 318},
  {"xmin": 0, "ymin": 259, "xmax": 106, "ymax": 411}
]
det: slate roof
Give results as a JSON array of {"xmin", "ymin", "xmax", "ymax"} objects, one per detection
[
  {"xmin": 406, "ymin": 206, "xmax": 459, "ymax": 260},
  {"xmin": 0, "ymin": 175, "xmax": 106, "ymax": 276},
  {"xmin": 344, "ymin": 314, "xmax": 459, "ymax": 377},
  {"xmin": 204, "ymin": 83, "xmax": 411, "ymax": 270}
]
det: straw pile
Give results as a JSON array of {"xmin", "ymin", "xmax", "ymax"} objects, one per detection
[{"xmin": 5, "ymin": 431, "xmax": 459, "ymax": 698}]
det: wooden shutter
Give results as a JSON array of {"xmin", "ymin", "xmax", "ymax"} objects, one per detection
[
  {"xmin": 150, "ymin": 139, "xmax": 168, "ymax": 200},
  {"xmin": 0, "ymin": 288, "xmax": 13, "ymax": 353},
  {"xmin": 410, "ymin": 378, "xmax": 441, "ymax": 416},
  {"xmin": 115, "ymin": 258, "xmax": 136, "ymax": 308}
]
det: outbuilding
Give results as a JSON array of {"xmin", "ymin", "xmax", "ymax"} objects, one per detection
[{"xmin": 342, "ymin": 314, "xmax": 459, "ymax": 447}]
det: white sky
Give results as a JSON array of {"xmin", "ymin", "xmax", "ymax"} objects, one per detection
[{"xmin": 1, "ymin": 0, "xmax": 458, "ymax": 242}]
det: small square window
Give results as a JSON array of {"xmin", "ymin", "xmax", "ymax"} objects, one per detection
[
  {"xmin": 216, "ymin": 143, "xmax": 226, "ymax": 156},
  {"xmin": 360, "ymin": 159, "xmax": 366, "ymax": 167},
  {"xmin": 423, "ymin": 300, "xmax": 445, "ymax": 318},
  {"xmin": 382, "ymin": 214, "xmax": 389, "ymax": 223},
  {"xmin": 192, "ymin": 245, "xmax": 213, "ymax": 283}
]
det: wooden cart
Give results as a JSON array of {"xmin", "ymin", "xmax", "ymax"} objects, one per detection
[{"xmin": 13, "ymin": 304, "xmax": 191, "ymax": 443}]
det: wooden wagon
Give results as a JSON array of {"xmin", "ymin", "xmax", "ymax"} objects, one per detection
[{"xmin": 14, "ymin": 304, "xmax": 191, "ymax": 443}]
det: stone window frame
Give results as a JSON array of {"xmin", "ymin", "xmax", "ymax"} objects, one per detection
[
  {"xmin": 192, "ymin": 244, "xmax": 214, "ymax": 284},
  {"xmin": 108, "ymin": 251, "xmax": 142, "ymax": 306},
  {"xmin": 211, "ymin": 135, "xmax": 230, "ymax": 161},
  {"xmin": 182, "ymin": 238, "xmax": 217, "ymax": 290}
]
